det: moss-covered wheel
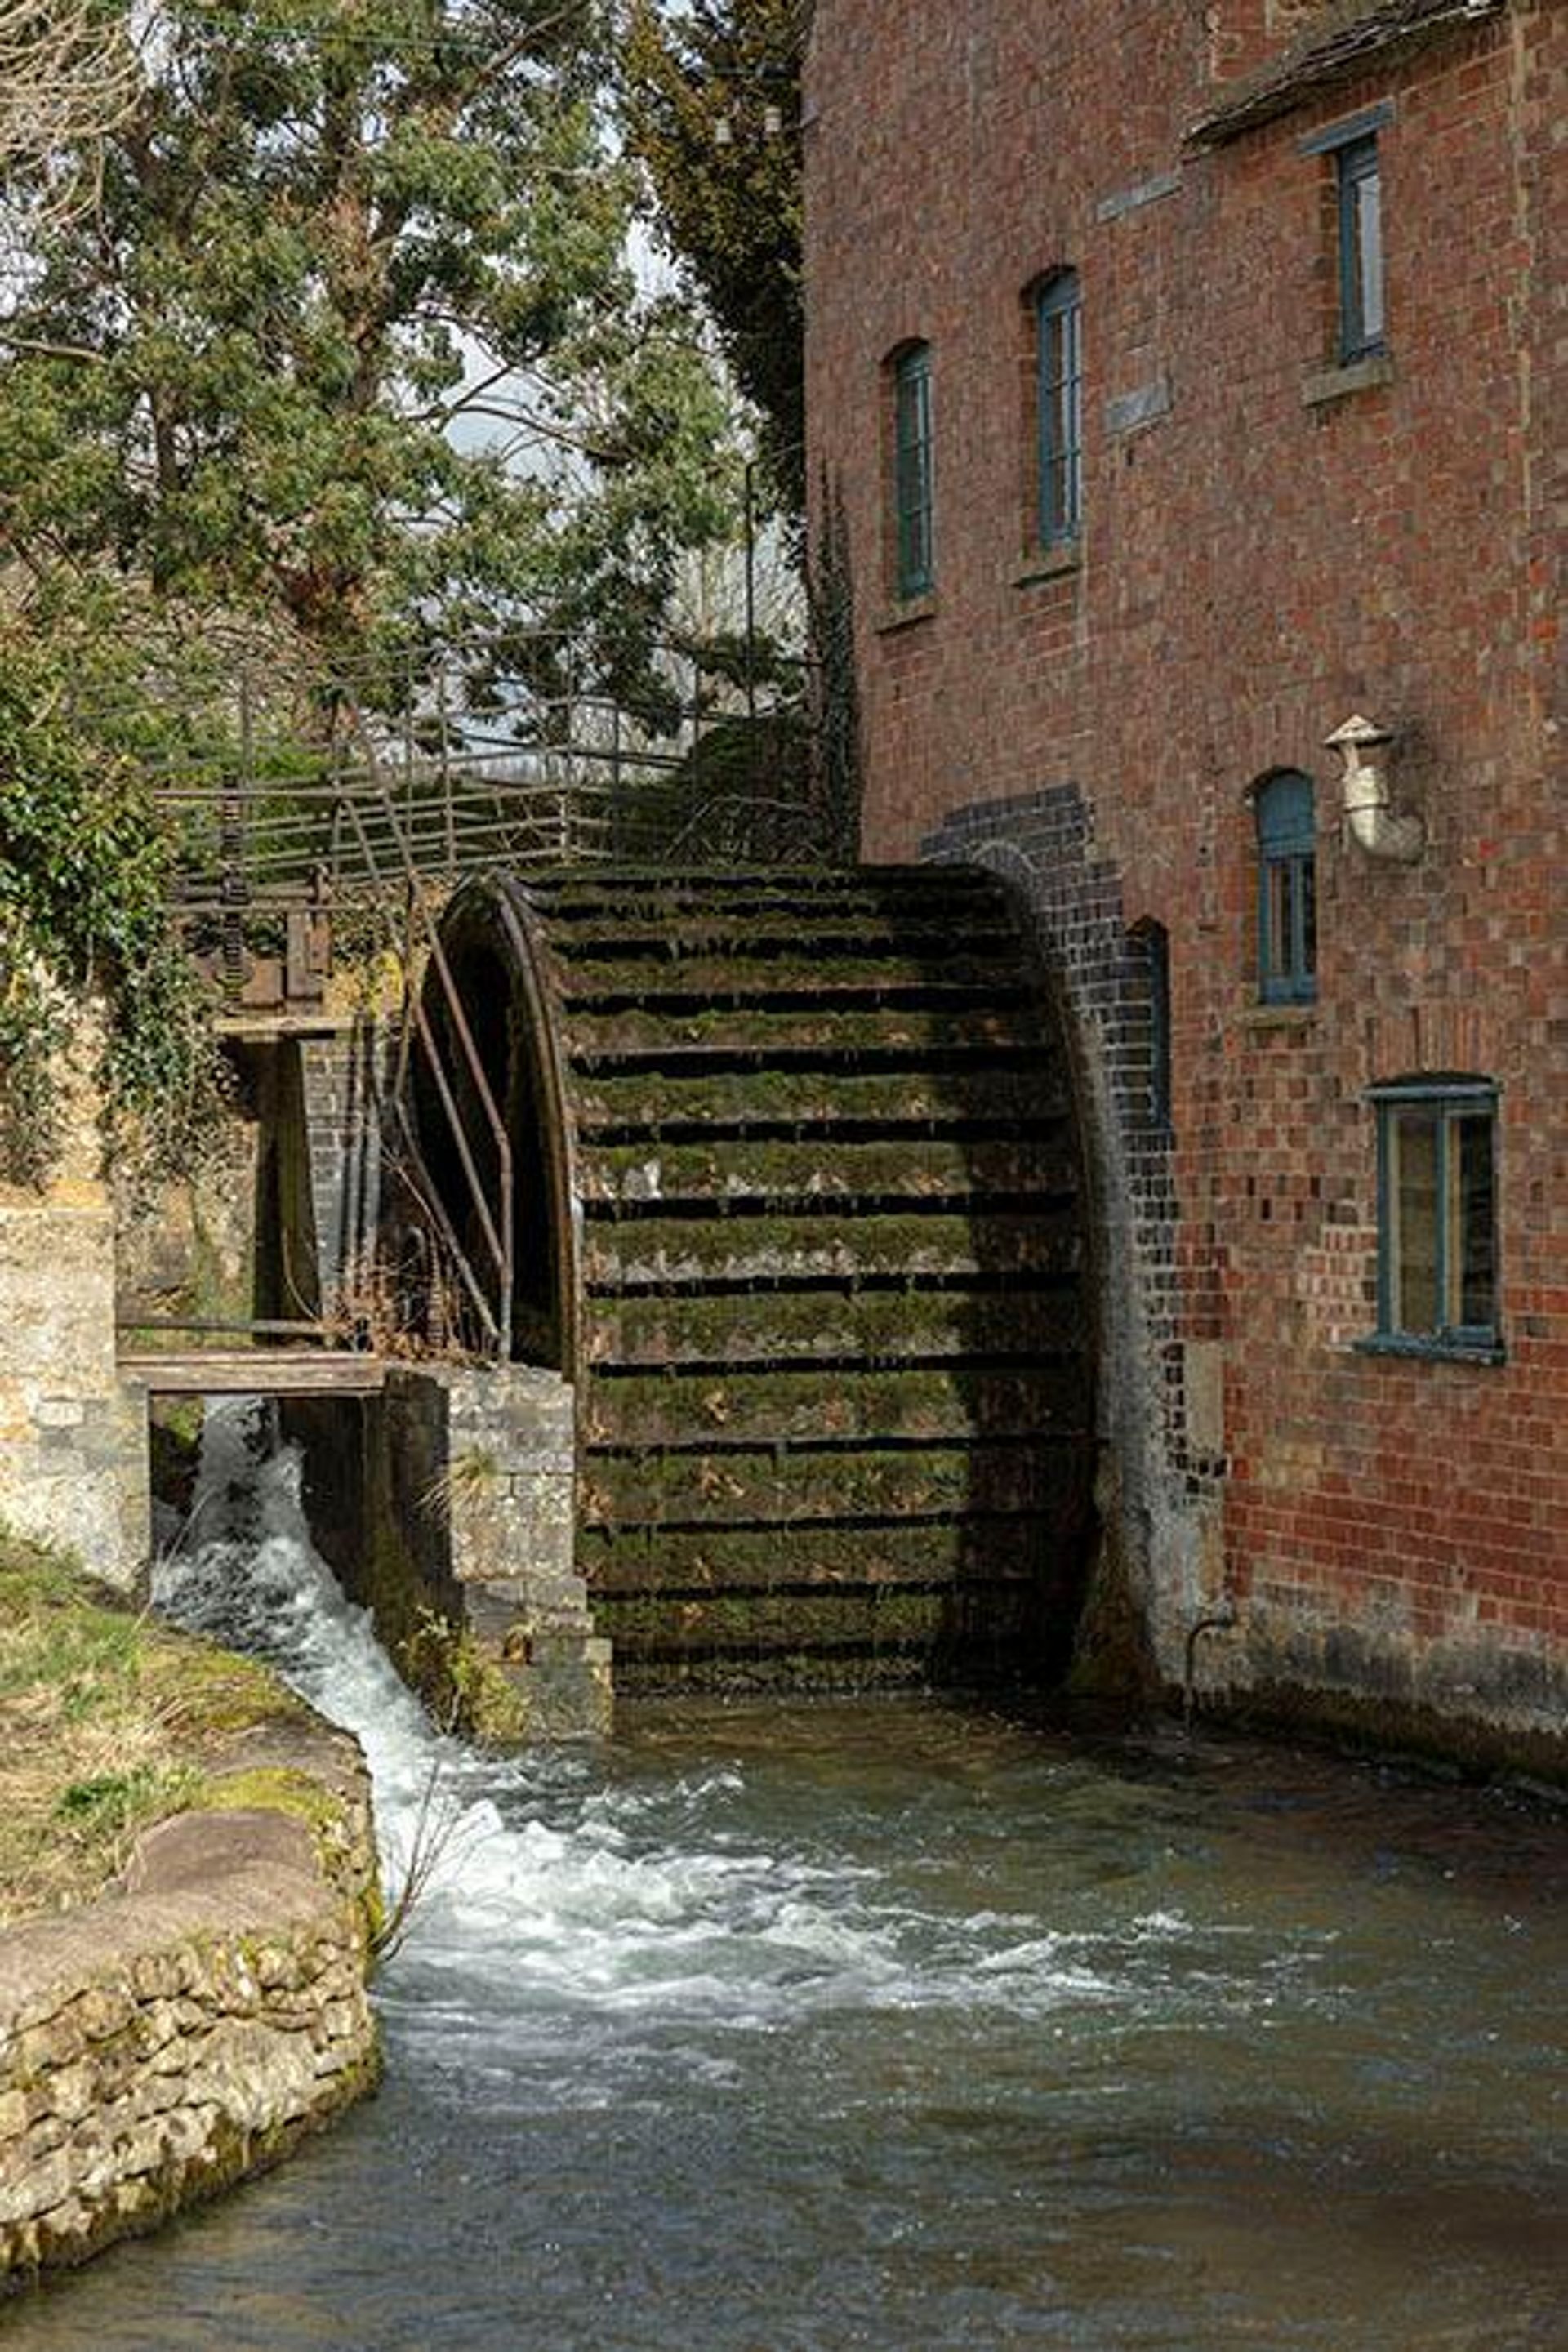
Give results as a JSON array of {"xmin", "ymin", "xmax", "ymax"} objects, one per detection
[{"xmin": 416, "ymin": 868, "xmax": 1094, "ymax": 1694}]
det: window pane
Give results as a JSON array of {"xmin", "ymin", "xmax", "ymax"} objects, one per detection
[
  {"xmin": 1038, "ymin": 276, "xmax": 1081, "ymax": 542},
  {"xmin": 1356, "ymin": 167, "xmax": 1383, "ymax": 346},
  {"xmin": 1298, "ymin": 853, "xmax": 1316, "ymax": 979},
  {"xmin": 1453, "ymin": 1113, "xmax": 1495, "ymax": 1330},
  {"xmin": 1255, "ymin": 771, "xmax": 1314, "ymax": 853},
  {"xmin": 1338, "ymin": 138, "xmax": 1383, "ymax": 359},
  {"xmin": 1263, "ymin": 858, "xmax": 1292, "ymax": 991},
  {"xmin": 894, "ymin": 351, "xmax": 933, "ymax": 593},
  {"xmin": 1392, "ymin": 1110, "xmax": 1440, "ymax": 1333}
]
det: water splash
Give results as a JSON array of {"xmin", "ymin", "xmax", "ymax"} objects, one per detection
[{"xmin": 151, "ymin": 1401, "xmax": 1172, "ymax": 2028}]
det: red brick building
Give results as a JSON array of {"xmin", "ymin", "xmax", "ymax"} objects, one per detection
[{"xmin": 804, "ymin": 0, "xmax": 1566, "ymax": 1766}]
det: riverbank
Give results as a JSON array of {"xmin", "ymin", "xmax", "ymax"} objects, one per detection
[{"xmin": 0, "ymin": 1533, "xmax": 381, "ymax": 2286}]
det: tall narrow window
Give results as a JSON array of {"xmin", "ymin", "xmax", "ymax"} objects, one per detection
[
  {"xmin": 1336, "ymin": 134, "xmax": 1383, "ymax": 361},
  {"xmin": 1147, "ymin": 920, "xmax": 1172, "ymax": 1134},
  {"xmin": 1254, "ymin": 770, "xmax": 1316, "ymax": 1005},
  {"xmin": 1036, "ymin": 271, "xmax": 1082, "ymax": 545},
  {"xmin": 893, "ymin": 343, "xmax": 933, "ymax": 598},
  {"xmin": 1372, "ymin": 1080, "xmax": 1499, "ymax": 1352},
  {"xmin": 1129, "ymin": 918, "xmax": 1173, "ymax": 1133}
]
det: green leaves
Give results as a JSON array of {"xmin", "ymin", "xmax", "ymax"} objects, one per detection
[
  {"xmin": 621, "ymin": 0, "xmax": 807, "ymax": 510},
  {"xmin": 0, "ymin": 0, "xmax": 751, "ymax": 700},
  {"xmin": 0, "ymin": 644, "xmax": 228, "ymax": 1187}
]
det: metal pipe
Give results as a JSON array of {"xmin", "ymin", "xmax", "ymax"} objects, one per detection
[{"xmin": 1183, "ymin": 1608, "xmax": 1237, "ymax": 1731}]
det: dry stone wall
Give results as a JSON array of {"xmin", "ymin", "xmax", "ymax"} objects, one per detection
[{"xmin": 0, "ymin": 1725, "xmax": 381, "ymax": 2287}]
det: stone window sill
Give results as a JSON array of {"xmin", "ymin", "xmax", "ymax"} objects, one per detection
[
  {"xmin": 1302, "ymin": 353, "xmax": 1395, "ymax": 408},
  {"xmin": 1013, "ymin": 541, "xmax": 1082, "ymax": 589},
  {"xmin": 1352, "ymin": 1334, "xmax": 1507, "ymax": 1369},
  {"xmin": 875, "ymin": 593, "xmax": 938, "ymax": 635},
  {"xmin": 1238, "ymin": 1000, "xmax": 1318, "ymax": 1035}
]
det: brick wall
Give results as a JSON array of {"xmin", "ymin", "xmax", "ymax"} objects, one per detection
[
  {"xmin": 805, "ymin": 0, "xmax": 1566, "ymax": 1762},
  {"xmin": 299, "ymin": 1019, "xmax": 395, "ymax": 1319}
]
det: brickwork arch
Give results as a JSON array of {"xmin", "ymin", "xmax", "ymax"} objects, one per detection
[{"xmin": 923, "ymin": 784, "xmax": 1222, "ymax": 1680}]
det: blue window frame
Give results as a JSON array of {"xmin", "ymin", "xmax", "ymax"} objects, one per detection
[
  {"xmin": 1254, "ymin": 771, "xmax": 1316, "ymax": 1004},
  {"xmin": 1371, "ymin": 1080, "xmax": 1499, "ymax": 1354},
  {"xmin": 1336, "ymin": 134, "xmax": 1384, "ymax": 362},
  {"xmin": 893, "ymin": 344, "xmax": 933, "ymax": 598},
  {"xmin": 1036, "ymin": 271, "xmax": 1082, "ymax": 545}
]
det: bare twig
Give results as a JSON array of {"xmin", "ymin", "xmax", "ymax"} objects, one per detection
[
  {"xmin": 0, "ymin": 2, "xmax": 143, "ymax": 211},
  {"xmin": 371, "ymin": 1759, "xmax": 467, "ymax": 1962}
]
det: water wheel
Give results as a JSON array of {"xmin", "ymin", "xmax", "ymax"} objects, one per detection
[{"xmin": 421, "ymin": 868, "xmax": 1094, "ymax": 1694}]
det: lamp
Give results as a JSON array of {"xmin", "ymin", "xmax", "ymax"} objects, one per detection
[{"xmin": 1326, "ymin": 713, "xmax": 1425, "ymax": 863}]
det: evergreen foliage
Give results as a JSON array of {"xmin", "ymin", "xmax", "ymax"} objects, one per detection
[
  {"xmin": 0, "ymin": 1, "xmax": 746, "ymax": 705},
  {"xmin": 621, "ymin": 0, "xmax": 808, "ymax": 511}
]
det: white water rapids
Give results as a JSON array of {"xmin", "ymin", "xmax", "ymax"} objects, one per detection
[{"xmin": 153, "ymin": 1400, "xmax": 1134, "ymax": 2026}]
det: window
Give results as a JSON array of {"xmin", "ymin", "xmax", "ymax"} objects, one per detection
[
  {"xmin": 1371, "ymin": 1080, "xmax": 1499, "ymax": 1353},
  {"xmin": 1129, "ymin": 918, "xmax": 1172, "ymax": 1133},
  {"xmin": 892, "ymin": 343, "xmax": 934, "ymax": 598},
  {"xmin": 1254, "ymin": 770, "xmax": 1316, "ymax": 1004},
  {"xmin": 1036, "ymin": 272, "xmax": 1082, "ymax": 545},
  {"xmin": 1336, "ymin": 133, "xmax": 1383, "ymax": 362}
]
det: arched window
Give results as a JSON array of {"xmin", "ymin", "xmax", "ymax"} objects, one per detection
[
  {"xmin": 1035, "ymin": 271, "xmax": 1082, "ymax": 546},
  {"xmin": 1254, "ymin": 770, "xmax": 1316, "ymax": 1004},
  {"xmin": 1129, "ymin": 918, "xmax": 1172, "ymax": 1133}
]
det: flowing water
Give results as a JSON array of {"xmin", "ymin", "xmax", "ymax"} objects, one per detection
[{"xmin": 4, "ymin": 1402, "xmax": 1565, "ymax": 2352}]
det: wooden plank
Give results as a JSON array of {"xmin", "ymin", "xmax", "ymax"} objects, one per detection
[
  {"xmin": 212, "ymin": 1013, "xmax": 356, "ymax": 1041},
  {"xmin": 118, "ymin": 1350, "xmax": 385, "ymax": 1396}
]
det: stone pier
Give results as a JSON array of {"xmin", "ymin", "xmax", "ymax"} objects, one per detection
[
  {"xmin": 0, "ymin": 1148, "xmax": 149, "ymax": 1590},
  {"xmin": 283, "ymin": 1364, "xmax": 611, "ymax": 1743}
]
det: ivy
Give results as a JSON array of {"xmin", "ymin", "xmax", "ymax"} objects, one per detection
[{"xmin": 0, "ymin": 647, "xmax": 228, "ymax": 1188}]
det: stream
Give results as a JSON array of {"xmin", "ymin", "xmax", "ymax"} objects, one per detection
[{"xmin": 3, "ymin": 1399, "xmax": 1563, "ymax": 2350}]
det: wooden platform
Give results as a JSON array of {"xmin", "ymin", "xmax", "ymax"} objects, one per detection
[{"xmin": 118, "ymin": 1349, "xmax": 386, "ymax": 1397}]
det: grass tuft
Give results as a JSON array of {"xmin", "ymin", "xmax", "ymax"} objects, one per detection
[{"xmin": 0, "ymin": 1526, "xmax": 303, "ymax": 1924}]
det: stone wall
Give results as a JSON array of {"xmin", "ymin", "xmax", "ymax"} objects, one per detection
[
  {"xmin": 116, "ymin": 1018, "xmax": 391, "ymax": 1339},
  {"xmin": 116, "ymin": 1062, "xmax": 261, "ymax": 1341},
  {"xmin": 284, "ymin": 1365, "xmax": 610, "ymax": 1742},
  {"xmin": 299, "ymin": 1019, "xmax": 394, "ymax": 1321},
  {"xmin": 408, "ymin": 1365, "xmax": 611, "ymax": 1740},
  {"xmin": 0, "ymin": 1098, "xmax": 149, "ymax": 1588},
  {"xmin": 0, "ymin": 1722, "xmax": 380, "ymax": 2285},
  {"xmin": 924, "ymin": 789, "xmax": 1206, "ymax": 1694}
]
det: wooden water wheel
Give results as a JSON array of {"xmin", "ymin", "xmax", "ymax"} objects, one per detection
[{"xmin": 418, "ymin": 868, "xmax": 1094, "ymax": 1694}]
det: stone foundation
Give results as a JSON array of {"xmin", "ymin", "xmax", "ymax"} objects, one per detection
[
  {"xmin": 387, "ymin": 1365, "xmax": 612, "ymax": 1742},
  {"xmin": 283, "ymin": 1365, "xmax": 611, "ymax": 1743},
  {"xmin": 0, "ymin": 1720, "xmax": 380, "ymax": 2286}
]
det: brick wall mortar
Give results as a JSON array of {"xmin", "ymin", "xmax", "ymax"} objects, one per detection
[{"xmin": 810, "ymin": 0, "xmax": 1566, "ymax": 1764}]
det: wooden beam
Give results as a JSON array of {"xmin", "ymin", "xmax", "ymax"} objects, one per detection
[{"xmin": 118, "ymin": 1351, "xmax": 386, "ymax": 1397}]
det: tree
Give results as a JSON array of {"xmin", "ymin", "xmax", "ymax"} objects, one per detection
[
  {"xmin": 621, "ymin": 0, "xmax": 807, "ymax": 512},
  {"xmin": 0, "ymin": 1, "xmax": 744, "ymax": 707},
  {"xmin": 0, "ymin": 3, "xmax": 139, "ymax": 192}
]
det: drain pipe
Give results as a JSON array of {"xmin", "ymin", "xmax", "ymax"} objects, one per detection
[
  {"xmin": 1326, "ymin": 714, "xmax": 1425, "ymax": 864},
  {"xmin": 1183, "ymin": 1606, "xmax": 1237, "ymax": 1731}
]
